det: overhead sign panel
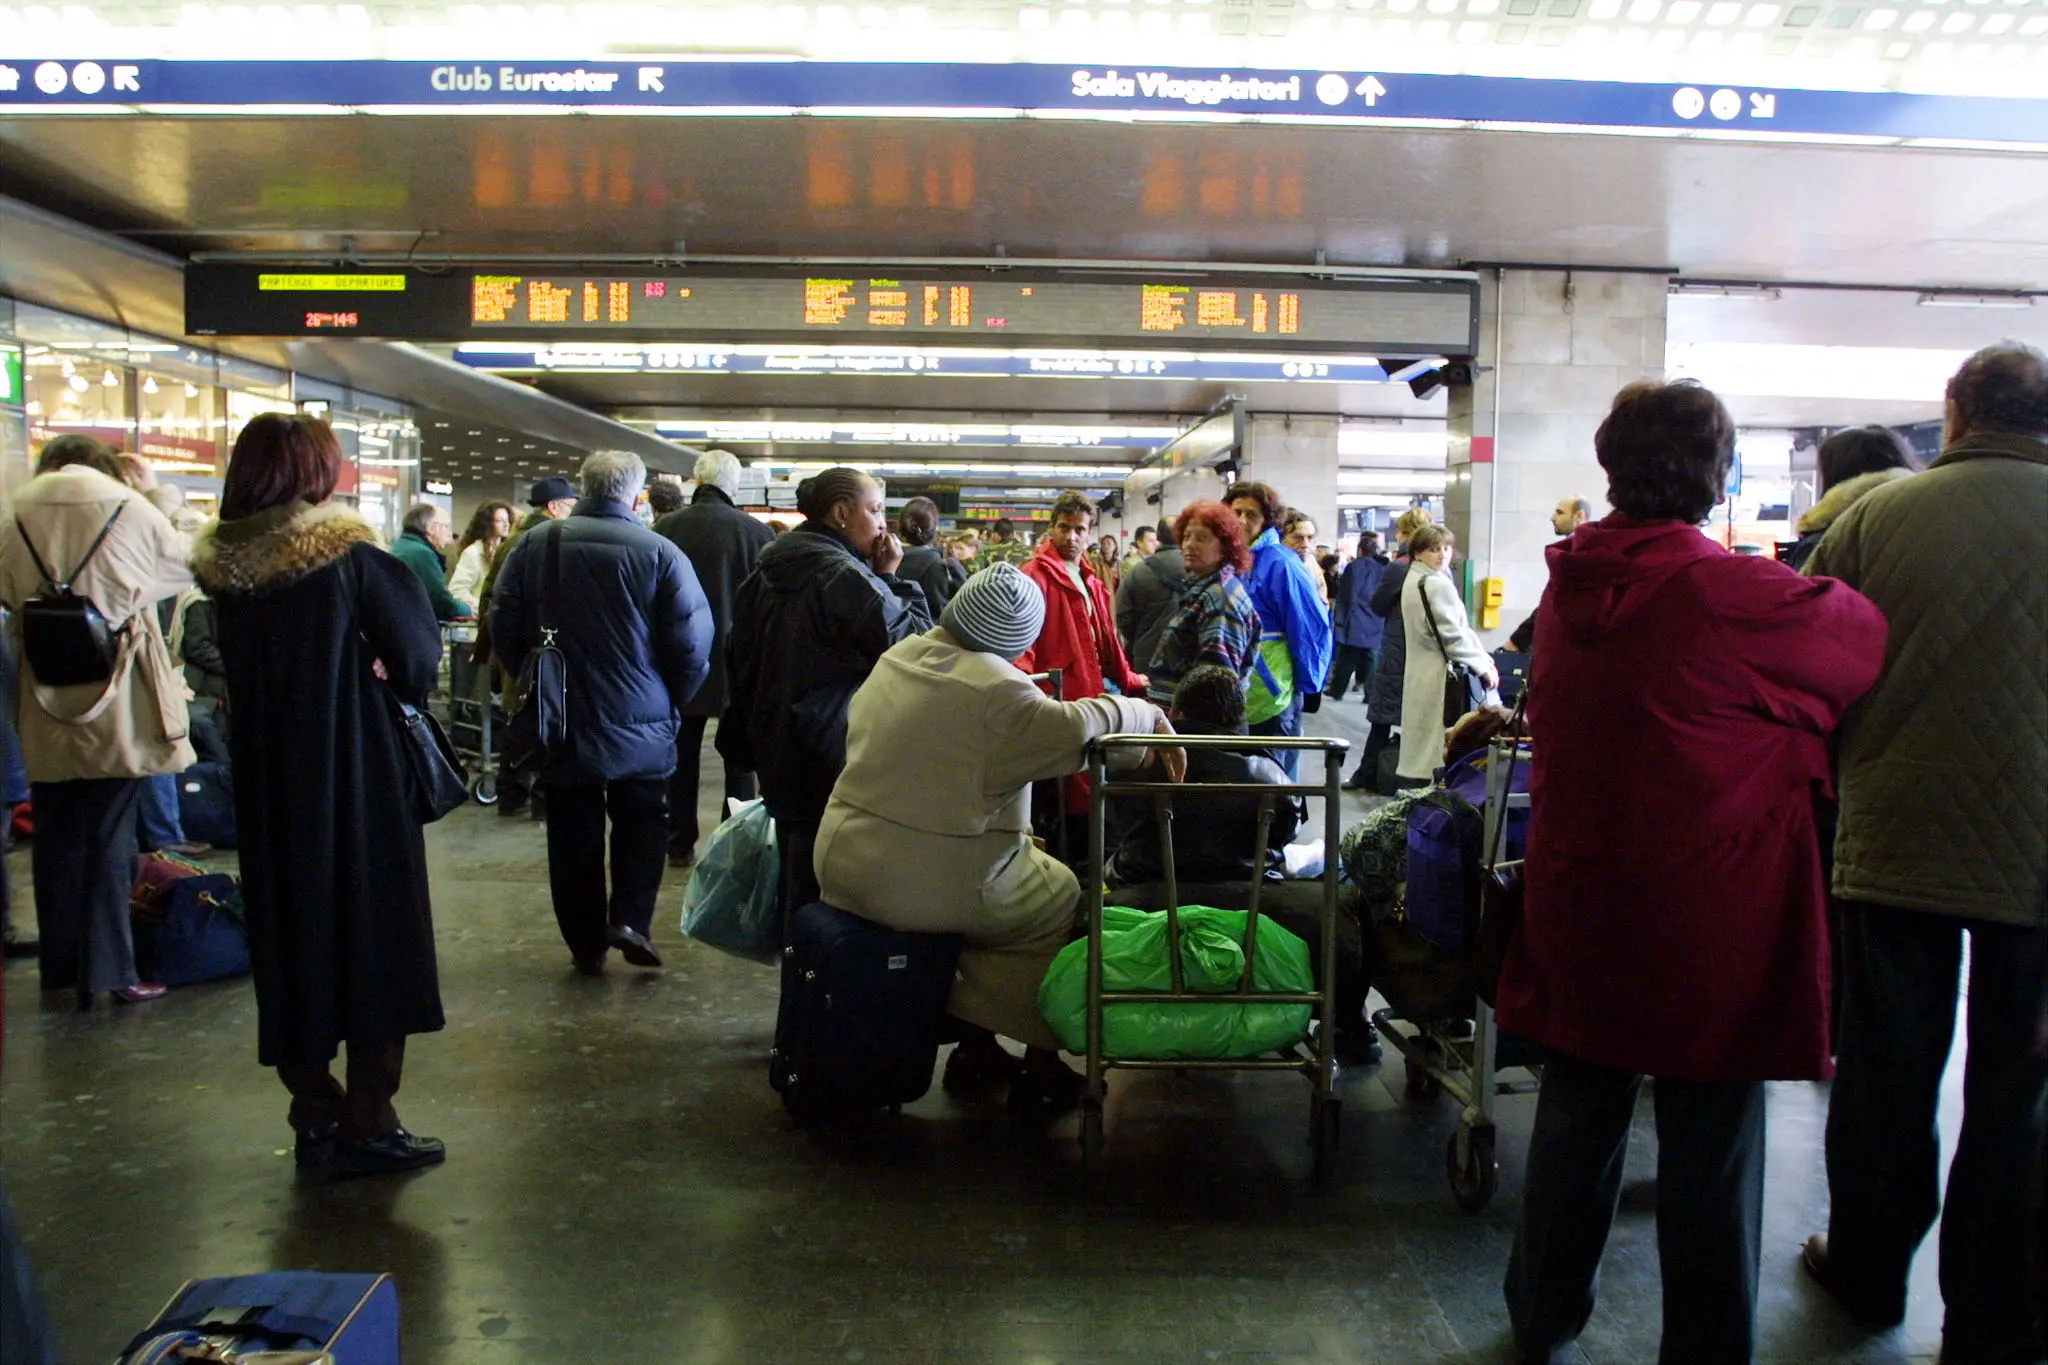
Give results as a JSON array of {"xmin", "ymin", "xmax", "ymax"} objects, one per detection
[
  {"xmin": 9, "ymin": 59, "xmax": 2048, "ymax": 146},
  {"xmin": 187, "ymin": 265, "xmax": 1480, "ymax": 357},
  {"xmin": 452, "ymin": 346, "xmax": 1393, "ymax": 384}
]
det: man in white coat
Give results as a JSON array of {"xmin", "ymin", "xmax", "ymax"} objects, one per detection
[{"xmin": 814, "ymin": 563, "xmax": 1183, "ymax": 1118}]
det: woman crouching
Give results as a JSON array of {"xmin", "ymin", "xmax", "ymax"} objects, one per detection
[{"xmin": 815, "ymin": 563, "xmax": 1183, "ymax": 1117}]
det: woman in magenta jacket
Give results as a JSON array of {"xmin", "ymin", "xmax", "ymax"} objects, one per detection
[{"xmin": 1495, "ymin": 380, "xmax": 1888, "ymax": 1365}]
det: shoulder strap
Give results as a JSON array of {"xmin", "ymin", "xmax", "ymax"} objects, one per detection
[
  {"xmin": 1414, "ymin": 569, "xmax": 1456, "ymax": 661},
  {"xmin": 540, "ymin": 522, "xmax": 564, "ymax": 635},
  {"xmin": 14, "ymin": 503, "xmax": 125, "ymax": 591}
]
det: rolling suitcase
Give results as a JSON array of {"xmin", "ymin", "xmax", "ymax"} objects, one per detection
[
  {"xmin": 118, "ymin": 1272, "xmax": 399, "ymax": 1364},
  {"xmin": 770, "ymin": 902, "xmax": 962, "ymax": 1125}
]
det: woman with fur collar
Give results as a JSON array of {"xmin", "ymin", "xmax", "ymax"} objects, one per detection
[
  {"xmin": 1783, "ymin": 426, "xmax": 1917, "ymax": 571},
  {"xmin": 192, "ymin": 414, "xmax": 448, "ymax": 1179}
]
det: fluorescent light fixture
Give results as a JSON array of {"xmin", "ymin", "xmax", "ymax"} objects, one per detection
[
  {"xmin": 1337, "ymin": 470, "xmax": 1450, "ymax": 492},
  {"xmin": 1915, "ymin": 291, "xmax": 2034, "ymax": 309},
  {"xmin": 1669, "ymin": 282, "xmax": 1785, "ymax": 299},
  {"xmin": 1668, "ymin": 341, "xmax": 1974, "ymax": 402}
]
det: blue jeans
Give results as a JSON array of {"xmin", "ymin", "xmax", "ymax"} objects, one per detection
[
  {"xmin": 1824, "ymin": 899, "xmax": 2048, "ymax": 1360},
  {"xmin": 136, "ymin": 772, "xmax": 185, "ymax": 850},
  {"xmin": 1250, "ymin": 693, "xmax": 1303, "ymax": 779}
]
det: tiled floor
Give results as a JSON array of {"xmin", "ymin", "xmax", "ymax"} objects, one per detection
[{"xmin": 2, "ymin": 703, "xmax": 1958, "ymax": 1363}]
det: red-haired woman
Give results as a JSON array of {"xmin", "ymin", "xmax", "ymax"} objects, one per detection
[
  {"xmin": 192, "ymin": 413, "xmax": 448, "ymax": 1179},
  {"xmin": 1142, "ymin": 499, "xmax": 1261, "ymax": 706}
]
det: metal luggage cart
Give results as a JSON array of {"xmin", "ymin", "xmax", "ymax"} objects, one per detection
[
  {"xmin": 1080, "ymin": 734, "xmax": 1350, "ymax": 1181},
  {"xmin": 1371, "ymin": 734, "xmax": 1537, "ymax": 1212},
  {"xmin": 1024, "ymin": 669, "xmax": 1065, "ymax": 863},
  {"xmin": 437, "ymin": 621, "xmax": 501, "ymax": 807}
]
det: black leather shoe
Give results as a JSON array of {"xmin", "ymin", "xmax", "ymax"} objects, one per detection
[
  {"xmin": 294, "ymin": 1122, "xmax": 339, "ymax": 1170},
  {"xmin": 572, "ymin": 952, "xmax": 606, "ymax": 976},
  {"xmin": 1341, "ymin": 775, "xmax": 1373, "ymax": 792},
  {"xmin": 1336, "ymin": 1024, "xmax": 1384, "ymax": 1067},
  {"xmin": 335, "ymin": 1128, "xmax": 446, "ymax": 1178},
  {"xmin": 608, "ymin": 925, "xmax": 663, "ymax": 968},
  {"xmin": 943, "ymin": 1041, "xmax": 1023, "ymax": 1093},
  {"xmin": 1802, "ymin": 1234, "xmax": 1906, "ymax": 1328},
  {"xmin": 1007, "ymin": 1064, "xmax": 1083, "ymax": 1120},
  {"xmin": 2, "ymin": 933, "xmax": 39, "ymax": 959}
]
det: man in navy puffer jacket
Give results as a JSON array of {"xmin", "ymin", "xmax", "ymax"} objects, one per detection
[{"xmin": 494, "ymin": 450, "xmax": 714, "ymax": 975}]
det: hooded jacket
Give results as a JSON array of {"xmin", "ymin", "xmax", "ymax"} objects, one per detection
[
  {"xmin": 1365, "ymin": 558, "xmax": 1414, "ymax": 726},
  {"xmin": 1495, "ymin": 517, "xmax": 1887, "ymax": 1082},
  {"xmin": 0, "ymin": 465, "xmax": 195, "ymax": 783},
  {"xmin": 493, "ymin": 497, "xmax": 714, "ymax": 783},
  {"xmin": 717, "ymin": 522, "xmax": 932, "ymax": 821},
  {"xmin": 1783, "ymin": 466, "xmax": 1913, "ymax": 572},
  {"xmin": 1241, "ymin": 528, "xmax": 1335, "ymax": 724},
  {"xmin": 1332, "ymin": 553, "xmax": 1388, "ymax": 650},
  {"xmin": 1807, "ymin": 430, "xmax": 2048, "ymax": 925}
]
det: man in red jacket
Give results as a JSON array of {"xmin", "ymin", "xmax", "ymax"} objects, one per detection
[
  {"xmin": 1494, "ymin": 380, "xmax": 1887, "ymax": 1365},
  {"xmin": 1015, "ymin": 491, "xmax": 1147, "ymax": 845}
]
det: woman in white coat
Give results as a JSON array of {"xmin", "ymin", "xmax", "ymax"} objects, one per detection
[
  {"xmin": 1397, "ymin": 524, "xmax": 1498, "ymax": 785},
  {"xmin": 815, "ymin": 563, "xmax": 1183, "ymax": 1116}
]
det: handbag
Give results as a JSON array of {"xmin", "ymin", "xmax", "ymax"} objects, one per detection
[
  {"xmin": 1474, "ymin": 687, "xmax": 1529, "ymax": 1009},
  {"xmin": 16, "ymin": 504, "xmax": 129, "ymax": 689},
  {"xmin": 1415, "ymin": 568, "xmax": 1488, "ymax": 728},
  {"xmin": 388, "ymin": 692, "xmax": 468, "ymax": 823},
  {"xmin": 504, "ymin": 523, "xmax": 568, "ymax": 775}
]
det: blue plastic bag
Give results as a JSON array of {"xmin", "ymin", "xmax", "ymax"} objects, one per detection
[{"xmin": 680, "ymin": 798, "xmax": 782, "ymax": 965}]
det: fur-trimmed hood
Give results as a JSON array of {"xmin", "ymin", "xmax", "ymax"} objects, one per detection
[
  {"xmin": 1796, "ymin": 467, "xmax": 1913, "ymax": 535},
  {"xmin": 192, "ymin": 501, "xmax": 381, "ymax": 596}
]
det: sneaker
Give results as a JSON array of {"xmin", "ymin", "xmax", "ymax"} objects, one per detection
[{"xmin": 112, "ymin": 981, "xmax": 169, "ymax": 1003}]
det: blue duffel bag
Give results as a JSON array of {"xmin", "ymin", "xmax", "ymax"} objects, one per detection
[
  {"xmin": 177, "ymin": 760, "xmax": 237, "ymax": 848},
  {"xmin": 119, "ymin": 1272, "xmax": 400, "ymax": 1364}
]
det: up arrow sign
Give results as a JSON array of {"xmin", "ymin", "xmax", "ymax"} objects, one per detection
[{"xmin": 1356, "ymin": 75, "xmax": 1387, "ymax": 106}]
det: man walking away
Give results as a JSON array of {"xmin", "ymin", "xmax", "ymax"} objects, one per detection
[
  {"xmin": 493, "ymin": 452, "xmax": 714, "ymax": 974},
  {"xmin": 393, "ymin": 504, "xmax": 471, "ymax": 620},
  {"xmin": 1803, "ymin": 344, "xmax": 2048, "ymax": 1365},
  {"xmin": 476, "ymin": 477, "xmax": 578, "ymax": 819},
  {"xmin": 1326, "ymin": 530, "xmax": 1387, "ymax": 700},
  {"xmin": 1114, "ymin": 518, "xmax": 1187, "ymax": 671},
  {"xmin": 652, "ymin": 449, "xmax": 772, "ymax": 868}
]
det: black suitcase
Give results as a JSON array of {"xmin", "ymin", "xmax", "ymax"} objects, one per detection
[
  {"xmin": 177, "ymin": 761, "xmax": 236, "ymax": 848},
  {"xmin": 771, "ymin": 902, "xmax": 962, "ymax": 1125}
]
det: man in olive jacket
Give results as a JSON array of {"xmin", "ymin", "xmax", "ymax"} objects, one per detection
[{"xmin": 1802, "ymin": 343, "xmax": 2048, "ymax": 1362}]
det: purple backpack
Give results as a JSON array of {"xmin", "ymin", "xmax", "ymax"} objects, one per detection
[{"xmin": 1404, "ymin": 750, "xmax": 1530, "ymax": 951}]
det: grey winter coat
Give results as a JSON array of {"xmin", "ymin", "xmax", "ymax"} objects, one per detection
[{"xmin": 1115, "ymin": 547, "xmax": 1187, "ymax": 671}]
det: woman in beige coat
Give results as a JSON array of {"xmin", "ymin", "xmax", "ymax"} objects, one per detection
[
  {"xmin": 0, "ymin": 436, "xmax": 194, "ymax": 1006},
  {"xmin": 816, "ymin": 563, "xmax": 1181, "ymax": 1115},
  {"xmin": 1396, "ymin": 524, "xmax": 1498, "ymax": 785}
]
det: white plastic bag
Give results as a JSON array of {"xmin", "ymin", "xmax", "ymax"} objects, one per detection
[{"xmin": 679, "ymin": 798, "xmax": 782, "ymax": 965}]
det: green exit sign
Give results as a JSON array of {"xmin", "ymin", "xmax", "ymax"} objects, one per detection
[{"xmin": 0, "ymin": 345, "xmax": 21, "ymax": 408}]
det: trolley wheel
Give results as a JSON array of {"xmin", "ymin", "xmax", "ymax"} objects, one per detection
[
  {"xmin": 1310, "ymin": 1097, "xmax": 1342, "ymax": 1185},
  {"xmin": 470, "ymin": 772, "xmax": 499, "ymax": 807},
  {"xmin": 1446, "ymin": 1125, "xmax": 1499, "ymax": 1213},
  {"xmin": 1080, "ymin": 1098, "xmax": 1105, "ymax": 1171}
]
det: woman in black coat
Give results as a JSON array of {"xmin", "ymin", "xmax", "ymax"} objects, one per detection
[
  {"xmin": 894, "ymin": 496, "xmax": 956, "ymax": 616},
  {"xmin": 719, "ymin": 467, "xmax": 932, "ymax": 913},
  {"xmin": 192, "ymin": 414, "xmax": 447, "ymax": 1179}
]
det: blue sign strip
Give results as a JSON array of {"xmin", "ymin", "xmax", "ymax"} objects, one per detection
[
  {"xmin": 2, "ymin": 58, "xmax": 2046, "ymax": 145},
  {"xmin": 451, "ymin": 346, "xmax": 1393, "ymax": 383}
]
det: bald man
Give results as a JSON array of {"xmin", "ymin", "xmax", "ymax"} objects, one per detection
[{"xmin": 1504, "ymin": 496, "xmax": 1593, "ymax": 654}]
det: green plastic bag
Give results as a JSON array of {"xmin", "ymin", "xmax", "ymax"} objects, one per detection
[{"xmin": 1038, "ymin": 905, "xmax": 1314, "ymax": 1060}]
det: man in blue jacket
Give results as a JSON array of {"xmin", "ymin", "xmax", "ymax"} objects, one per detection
[
  {"xmin": 493, "ymin": 451, "xmax": 715, "ymax": 975},
  {"xmin": 1326, "ymin": 530, "xmax": 1387, "ymax": 701}
]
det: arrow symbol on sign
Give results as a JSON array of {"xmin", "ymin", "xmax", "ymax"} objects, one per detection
[
  {"xmin": 1357, "ymin": 75, "xmax": 1387, "ymax": 106},
  {"xmin": 1749, "ymin": 92, "xmax": 1776, "ymax": 118}
]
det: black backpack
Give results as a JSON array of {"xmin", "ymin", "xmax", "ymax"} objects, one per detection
[{"xmin": 15, "ymin": 504, "xmax": 128, "ymax": 687}]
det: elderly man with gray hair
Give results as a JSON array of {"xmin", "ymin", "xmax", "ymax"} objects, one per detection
[
  {"xmin": 653, "ymin": 448, "xmax": 774, "ymax": 867},
  {"xmin": 493, "ymin": 449, "xmax": 715, "ymax": 974}
]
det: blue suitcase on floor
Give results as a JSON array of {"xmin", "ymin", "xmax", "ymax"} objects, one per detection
[
  {"xmin": 177, "ymin": 761, "xmax": 237, "ymax": 848},
  {"xmin": 770, "ymin": 902, "xmax": 962, "ymax": 1125},
  {"xmin": 119, "ymin": 1272, "xmax": 399, "ymax": 1364}
]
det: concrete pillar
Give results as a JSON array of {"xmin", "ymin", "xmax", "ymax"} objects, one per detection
[
  {"xmin": 1448, "ymin": 268, "xmax": 1667, "ymax": 645},
  {"xmin": 1243, "ymin": 413, "xmax": 1340, "ymax": 552}
]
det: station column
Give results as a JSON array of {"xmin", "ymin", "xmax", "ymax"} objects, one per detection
[
  {"xmin": 1447, "ymin": 268, "xmax": 1668, "ymax": 643},
  {"xmin": 1243, "ymin": 413, "xmax": 1340, "ymax": 556}
]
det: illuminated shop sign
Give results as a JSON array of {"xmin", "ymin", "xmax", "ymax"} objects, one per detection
[
  {"xmin": 189, "ymin": 265, "xmax": 1478, "ymax": 357},
  {"xmin": 5, "ymin": 59, "xmax": 2047, "ymax": 146}
]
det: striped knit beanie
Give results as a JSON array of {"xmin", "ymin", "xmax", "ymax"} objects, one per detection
[{"xmin": 941, "ymin": 562, "xmax": 1046, "ymax": 660}]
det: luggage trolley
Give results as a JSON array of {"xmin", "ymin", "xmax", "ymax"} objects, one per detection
[
  {"xmin": 1080, "ymin": 733, "xmax": 1350, "ymax": 1180},
  {"xmin": 437, "ymin": 621, "xmax": 501, "ymax": 807},
  {"xmin": 1371, "ymin": 733, "xmax": 1537, "ymax": 1212}
]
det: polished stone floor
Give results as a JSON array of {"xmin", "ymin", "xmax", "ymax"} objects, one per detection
[{"xmin": 2, "ymin": 702, "xmax": 1961, "ymax": 1363}]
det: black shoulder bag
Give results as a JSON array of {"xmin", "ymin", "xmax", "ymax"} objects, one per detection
[
  {"xmin": 16, "ymin": 505, "xmax": 129, "ymax": 688},
  {"xmin": 504, "ymin": 523, "xmax": 568, "ymax": 775},
  {"xmin": 354, "ymin": 551, "xmax": 468, "ymax": 823},
  {"xmin": 1415, "ymin": 569, "xmax": 1488, "ymax": 729}
]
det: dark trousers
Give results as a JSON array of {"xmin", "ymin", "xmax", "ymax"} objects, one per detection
[
  {"xmin": 31, "ymin": 777, "xmax": 144, "ymax": 998},
  {"xmin": 275, "ymin": 1039, "xmax": 407, "ymax": 1142},
  {"xmin": 1825, "ymin": 900, "xmax": 2048, "ymax": 1361},
  {"xmin": 1327, "ymin": 645, "xmax": 1377, "ymax": 700},
  {"xmin": 1250, "ymin": 693, "xmax": 1304, "ymax": 778},
  {"xmin": 668, "ymin": 715, "xmax": 757, "ymax": 859},
  {"xmin": 776, "ymin": 816, "xmax": 821, "ymax": 927},
  {"xmin": 1352, "ymin": 722, "xmax": 1395, "ymax": 787},
  {"xmin": 1507, "ymin": 1049, "xmax": 1766, "ymax": 1364},
  {"xmin": 544, "ymin": 779, "xmax": 668, "ymax": 960}
]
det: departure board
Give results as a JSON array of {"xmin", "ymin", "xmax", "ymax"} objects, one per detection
[{"xmin": 187, "ymin": 265, "xmax": 1480, "ymax": 356}]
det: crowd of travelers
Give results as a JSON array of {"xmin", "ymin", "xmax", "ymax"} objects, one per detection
[{"xmin": 1, "ymin": 341, "xmax": 2044, "ymax": 1365}]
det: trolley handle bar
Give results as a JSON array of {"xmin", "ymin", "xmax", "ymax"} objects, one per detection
[{"xmin": 1090, "ymin": 734, "xmax": 1350, "ymax": 753}]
